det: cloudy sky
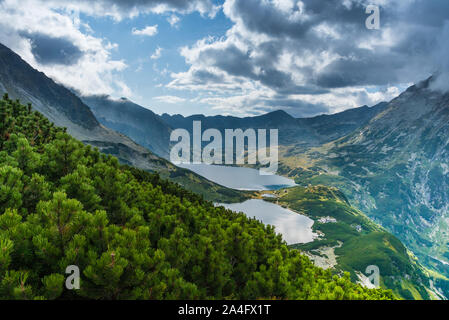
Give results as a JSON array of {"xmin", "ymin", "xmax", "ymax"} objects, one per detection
[{"xmin": 0, "ymin": 0, "xmax": 447, "ymax": 117}]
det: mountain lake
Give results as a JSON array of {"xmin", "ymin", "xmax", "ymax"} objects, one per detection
[{"xmin": 179, "ymin": 163, "xmax": 316, "ymax": 245}]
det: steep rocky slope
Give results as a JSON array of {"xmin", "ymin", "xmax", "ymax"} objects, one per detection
[
  {"xmin": 282, "ymin": 77, "xmax": 449, "ymax": 287},
  {"xmin": 81, "ymin": 95, "xmax": 171, "ymax": 159},
  {"xmin": 0, "ymin": 43, "xmax": 247, "ymax": 202}
]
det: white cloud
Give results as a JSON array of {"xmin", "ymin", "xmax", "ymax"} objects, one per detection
[
  {"xmin": 153, "ymin": 95, "xmax": 187, "ymax": 104},
  {"xmin": 0, "ymin": 0, "xmax": 130, "ymax": 97},
  {"xmin": 1, "ymin": 0, "xmax": 446, "ymax": 117},
  {"xmin": 161, "ymin": 0, "xmax": 446, "ymax": 116},
  {"xmin": 132, "ymin": 25, "xmax": 158, "ymax": 37},
  {"xmin": 27, "ymin": 0, "xmax": 221, "ymax": 21},
  {"xmin": 191, "ymin": 85, "xmax": 400, "ymax": 117},
  {"xmin": 150, "ymin": 47, "xmax": 163, "ymax": 60},
  {"xmin": 167, "ymin": 14, "xmax": 180, "ymax": 27}
]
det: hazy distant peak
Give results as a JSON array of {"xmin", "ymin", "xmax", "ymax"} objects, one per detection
[{"xmin": 264, "ymin": 109, "xmax": 295, "ymax": 119}]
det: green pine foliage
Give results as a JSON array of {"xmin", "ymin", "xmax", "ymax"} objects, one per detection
[{"xmin": 0, "ymin": 94, "xmax": 394, "ymax": 300}]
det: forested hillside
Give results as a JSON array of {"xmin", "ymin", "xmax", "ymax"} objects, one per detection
[
  {"xmin": 0, "ymin": 95, "xmax": 393, "ymax": 300},
  {"xmin": 0, "ymin": 42, "xmax": 247, "ymax": 204}
]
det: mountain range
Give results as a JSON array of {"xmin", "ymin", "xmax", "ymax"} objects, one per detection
[
  {"xmin": 279, "ymin": 77, "xmax": 449, "ymax": 287},
  {"xmin": 1, "ymin": 41, "xmax": 448, "ymax": 299},
  {"xmin": 0, "ymin": 43, "xmax": 247, "ymax": 203},
  {"xmin": 77, "ymin": 91, "xmax": 388, "ymax": 162},
  {"xmin": 324, "ymin": 78, "xmax": 449, "ymax": 274},
  {"xmin": 81, "ymin": 95, "xmax": 171, "ymax": 159},
  {"xmin": 79, "ymin": 78, "xmax": 449, "ymax": 297}
]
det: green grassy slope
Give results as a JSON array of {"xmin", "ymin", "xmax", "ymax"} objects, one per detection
[{"xmin": 271, "ymin": 186, "xmax": 438, "ymax": 300}]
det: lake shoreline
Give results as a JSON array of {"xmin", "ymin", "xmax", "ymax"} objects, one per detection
[{"xmin": 178, "ymin": 163, "xmax": 297, "ymax": 191}]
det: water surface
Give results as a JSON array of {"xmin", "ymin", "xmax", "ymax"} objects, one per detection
[
  {"xmin": 218, "ymin": 199, "xmax": 316, "ymax": 245},
  {"xmin": 179, "ymin": 163, "xmax": 296, "ymax": 191}
]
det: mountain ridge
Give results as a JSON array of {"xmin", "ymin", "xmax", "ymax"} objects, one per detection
[
  {"xmin": 0, "ymin": 42, "xmax": 248, "ymax": 203},
  {"xmin": 80, "ymin": 90, "xmax": 388, "ymax": 160},
  {"xmin": 0, "ymin": 43, "xmax": 99, "ymax": 130},
  {"xmin": 1, "ymin": 41, "xmax": 446, "ymax": 299},
  {"xmin": 81, "ymin": 94, "xmax": 171, "ymax": 159},
  {"xmin": 279, "ymin": 76, "xmax": 449, "ymax": 291},
  {"xmin": 0, "ymin": 95, "xmax": 396, "ymax": 300}
]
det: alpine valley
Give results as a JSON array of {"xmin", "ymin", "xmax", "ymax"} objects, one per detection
[{"xmin": 1, "ymin": 41, "xmax": 448, "ymax": 300}]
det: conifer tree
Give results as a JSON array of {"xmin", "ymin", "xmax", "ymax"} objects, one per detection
[{"xmin": 0, "ymin": 95, "xmax": 395, "ymax": 300}]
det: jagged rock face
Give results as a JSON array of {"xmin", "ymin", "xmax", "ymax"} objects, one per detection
[{"xmin": 326, "ymin": 78, "xmax": 449, "ymax": 272}]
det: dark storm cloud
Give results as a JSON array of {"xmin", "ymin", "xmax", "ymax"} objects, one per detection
[
  {"xmin": 404, "ymin": 0, "xmax": 449, "ymax": 28},
  {"xmin": 220, "ymin": 0, "xmax": 449, "ymax": 91},
  {"xmin": 315, "ymin": 52, "xmax": 406, "ymax": 88},
  {"xmin": 229, "ymin": 0, "xmax": 312, "ymax": 38},
  {"xmin": 99, "ymin": 0, "xmax": 210, "ymax": 10},
  {"xmin": 53, "ymin": 0, "xmax": 219, "ymax": 16},
  {"xmin": 228, "ymin": 0, "xmax": 373, "ymax": 39},
  {"xmin": 191, "ymin": 69, "xmax": 225, "ymax": 84},
  {"xmin": 227, "ymin": 0, "xmax": 449, "ymax": 40},
  {"xmin": 168, "ymin": 0, "xmax": 449, "ymax": 116},
  {"xmin": 208, "ymin": 45, "xmax": 255, "ymax": 78},
  {"xmin": 22, "ymin": 33, "xmax": 83, "ymax": 66},
  {"xmin": 197, "ymin": 42, "xmax": 327, "ymax": 94}
]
